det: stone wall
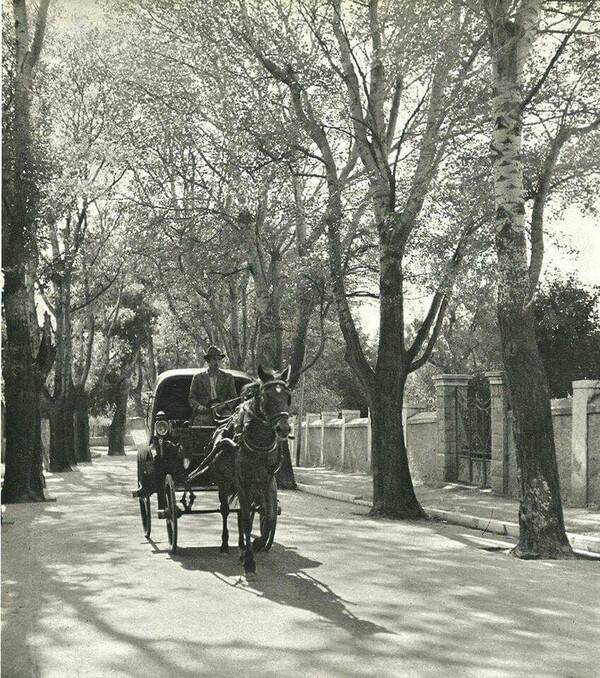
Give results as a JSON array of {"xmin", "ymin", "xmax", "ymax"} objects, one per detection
[
  {"xmin": 405, "ymin": 412, "xmax": 438, "ymax": 485},
  {"xmin": 297, "ymin": 406, "xmax": 438, "ymax": 479},
  {"xmin": 297, "ymin": 378, "xmax": 600, "ymax": 508}
]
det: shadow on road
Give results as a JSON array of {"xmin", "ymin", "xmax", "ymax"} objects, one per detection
[
  {"xmin": 171, "ymin": 542, "xmax": 395, "ymax": 637},
  {"xmin": 3, "ymin": 453, "xmax": 600, "ymax": 678}
]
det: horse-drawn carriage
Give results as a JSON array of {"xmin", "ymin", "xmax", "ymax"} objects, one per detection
[{"xmin": 133, "ymin": 366, "xmax": 291, "ymax": 575}]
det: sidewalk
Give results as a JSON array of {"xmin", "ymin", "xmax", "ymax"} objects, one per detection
[{"xmin": 293, "ymin": 466, "xmax": 600, "ymax": 555}]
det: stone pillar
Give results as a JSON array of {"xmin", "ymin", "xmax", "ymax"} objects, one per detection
[
  {"xmin": 485, "ymin": 371, "xmax": 509, "ymax": 495},
  {"xmin": 432, "ymin": 374, "xmax": 471, "ymax": 484},
  {"xmin": 571, "ymin": 380, "xmax": 600, "ymax": 507},
  {"xmin": 340, "ymin": 410, "xmax": 360, "ymax": 469}
]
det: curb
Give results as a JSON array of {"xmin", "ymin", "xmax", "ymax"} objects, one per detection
[{"xmin": 295, "ymin": 483, "xmax": 600, "ymax": 555}]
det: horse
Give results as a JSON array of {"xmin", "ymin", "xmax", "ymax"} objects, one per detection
[{"xmin": 206, "ymin": 365, "xmax": 292, "ymax": 576}]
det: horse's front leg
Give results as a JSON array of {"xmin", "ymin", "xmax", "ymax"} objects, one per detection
[
  {"xmin": 218, "ymin": 487, "xmax": 229, "ymax": 555},
  {"xmin": 237, "ymin": 491, "xmax": 256, "ymax": 576}
]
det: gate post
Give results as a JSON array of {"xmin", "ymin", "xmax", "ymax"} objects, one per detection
[
  {"xmin": 432, "ymin": 374, "xmax": 471, "ymax": 484},
  {"xmin": 485, "ymin": 371, "xmax": 509, "ymax": 495},
  {"xmin": 571, "ymin": 380, "xmax": 600, "ymax": 507}
]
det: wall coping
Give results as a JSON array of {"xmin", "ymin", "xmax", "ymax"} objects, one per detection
[
  {"xmin": 432, "ymin": 374, "xmax": 472, "ymax": 387},
  {"xmin": 345, "ymin": 418, "xmax": 368, "ymax": 427},
  {"xmin": 573, "ymin": 380, "xmax": 600, "ymax": 390},
  {"xmin": 485, "ymin": 370, "xmax": 506, "ymax": 385}
]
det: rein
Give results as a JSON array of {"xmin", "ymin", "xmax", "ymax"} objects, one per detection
[{"xmin": 240, "ymin": 401, "xmax": 278, "ymax": 454}]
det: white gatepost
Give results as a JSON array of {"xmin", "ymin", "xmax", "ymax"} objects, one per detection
[{"xmin": 571, "ymin": 380, "xmax": 600, "ymax": 507}]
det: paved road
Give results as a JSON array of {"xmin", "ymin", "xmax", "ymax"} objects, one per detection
[{"xmin": 2, "ymin": 452, "xmax": 599, "ymax": 678}]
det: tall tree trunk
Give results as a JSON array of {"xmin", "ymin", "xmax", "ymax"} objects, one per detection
[
  {"xmin": 108, "ymin": 379, "xmax": 130, "ymax": 456},
  {"xmin": 73, "ymin": 385, "xmax": 91, "ymax": 463},
  {"xmin": 370, "ymin": 231, "xmax": 426, "ymax": 517},
  {"xmin": 487, "ymin": 0, "xmax": 573, "ymax": 558},
  {"xmin": 288, "ymin": 277, "xmax": 319, "ymax": 388},
  {"xmin": 49, "ymin": 391, "xmax": 75, "ymax": 471},
  {"xmin": 146, "ymin": 335, "xmax": 158, "ymax": 386},
  {"xmin": 49, "ymin": 280, "xmax": 75, "ymax": 471},
  {"xmin": 130, "ymin": 358, "xmax": 145, "ymax": 418},
  {"xmin": 2, "ymin": 282, "xmax": 46, "ymax": 502},
  {"xmin": 226, "ymin": 278, "xmax": 245, "ymax": 369},
  {"xmin": 370, "ymin": 379, "xmax": 425, "ymax": 518},
  {"xmin": 1, "ymin": 0, "xmax": 51, "ymax": 502},
  {"xmin": 275, "ymin": 441, "xmax": 297, "ymax": 490}
]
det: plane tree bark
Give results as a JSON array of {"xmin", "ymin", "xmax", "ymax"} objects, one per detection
[{"xmin": 481, "ymin": 0, "xmax": 585, "ymax": 558}]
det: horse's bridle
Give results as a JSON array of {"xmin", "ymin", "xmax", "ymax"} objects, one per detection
[
  {"xmin": 254, "ymin": 379, "xmax": 291, "ymax": 429},
  {"xmin": 236, "ymin": 379, "xmax": 291, "ymax": 455}
]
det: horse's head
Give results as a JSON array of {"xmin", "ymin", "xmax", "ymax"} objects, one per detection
[{"xmin": 257, "ymin": 365, "xmax": 292, "ymax": 439}]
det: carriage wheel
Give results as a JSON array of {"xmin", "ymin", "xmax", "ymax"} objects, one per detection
[
  {"xmin": 164, "ymin": 474, "xmax": 178, "ymax": 554},
  {"xmin": 139, "ymin": 495, "xmax": 151, "ymax": 539},
  {"xmin": 253, "ymin": 475, "xmax": 277, "ymax": 552}
]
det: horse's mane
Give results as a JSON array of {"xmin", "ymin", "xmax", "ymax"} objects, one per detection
[{"xmin": 240, "ymin": 381, "xmax": 260, "ymax": 401}]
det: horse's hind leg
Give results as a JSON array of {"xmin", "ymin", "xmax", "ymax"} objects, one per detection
[{"xmin": 219, "ymin": 488, "xmax": 229, "ymax": 555}]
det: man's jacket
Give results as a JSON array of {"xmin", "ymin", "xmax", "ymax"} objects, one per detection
[{"xmin": 188, "ymin": 368, "xmax": 237, "ymax": 423}]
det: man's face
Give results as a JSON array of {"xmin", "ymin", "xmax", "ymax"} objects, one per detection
[{"xmin": 207, "ymin": 356, "xmax": 222, "ymax": 369}]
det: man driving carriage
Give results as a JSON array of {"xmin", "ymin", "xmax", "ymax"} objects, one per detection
[{"xmin": 188, "ymin": 345, "xmax": 238, "ymax": 425}]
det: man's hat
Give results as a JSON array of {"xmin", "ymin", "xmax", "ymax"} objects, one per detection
[{"xmin": 204, "ymin": 345, "xmax": 226, "ymax": 360}]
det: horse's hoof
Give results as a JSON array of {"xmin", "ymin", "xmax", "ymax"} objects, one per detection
[{"xmin": 245, "ymin": 569, "xmax": 257, "ymax": 579}]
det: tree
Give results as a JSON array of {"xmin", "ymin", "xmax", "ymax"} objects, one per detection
[
  {"xmin": 535, "ymin": 278, "xmax": 600, "ymax": 398},
  {"xmin": 33, "ymin": 25, "xmax": 131, "ymax": 470},
  {"xmin": 480, "ymin": 0, "xmax": 589, "ymax": 558},
  {"xmin": 2, "ymin": 0, "xmax": 52, "ymax": 503},
  {"xmin": 237, "ymin": 0, "xmax": 488, "ymax": 518},
  {"xmin": 90, "ymin": 285, "xmax": 157, "ymax": 456}
]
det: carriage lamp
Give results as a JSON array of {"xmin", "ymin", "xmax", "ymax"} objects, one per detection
[{"xmin": 154, "ymin": 416, "xmax": 170, "ymax": 438}]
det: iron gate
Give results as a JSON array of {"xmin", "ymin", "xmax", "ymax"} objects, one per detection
[{"xmin": 456, "ymin": 375, "xmax": 492, "ymax": 486}]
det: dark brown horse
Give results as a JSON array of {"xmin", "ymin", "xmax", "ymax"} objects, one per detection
[{"xmin": 207, "ymin": 365, "xmax": 291, "ymax": 576}]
